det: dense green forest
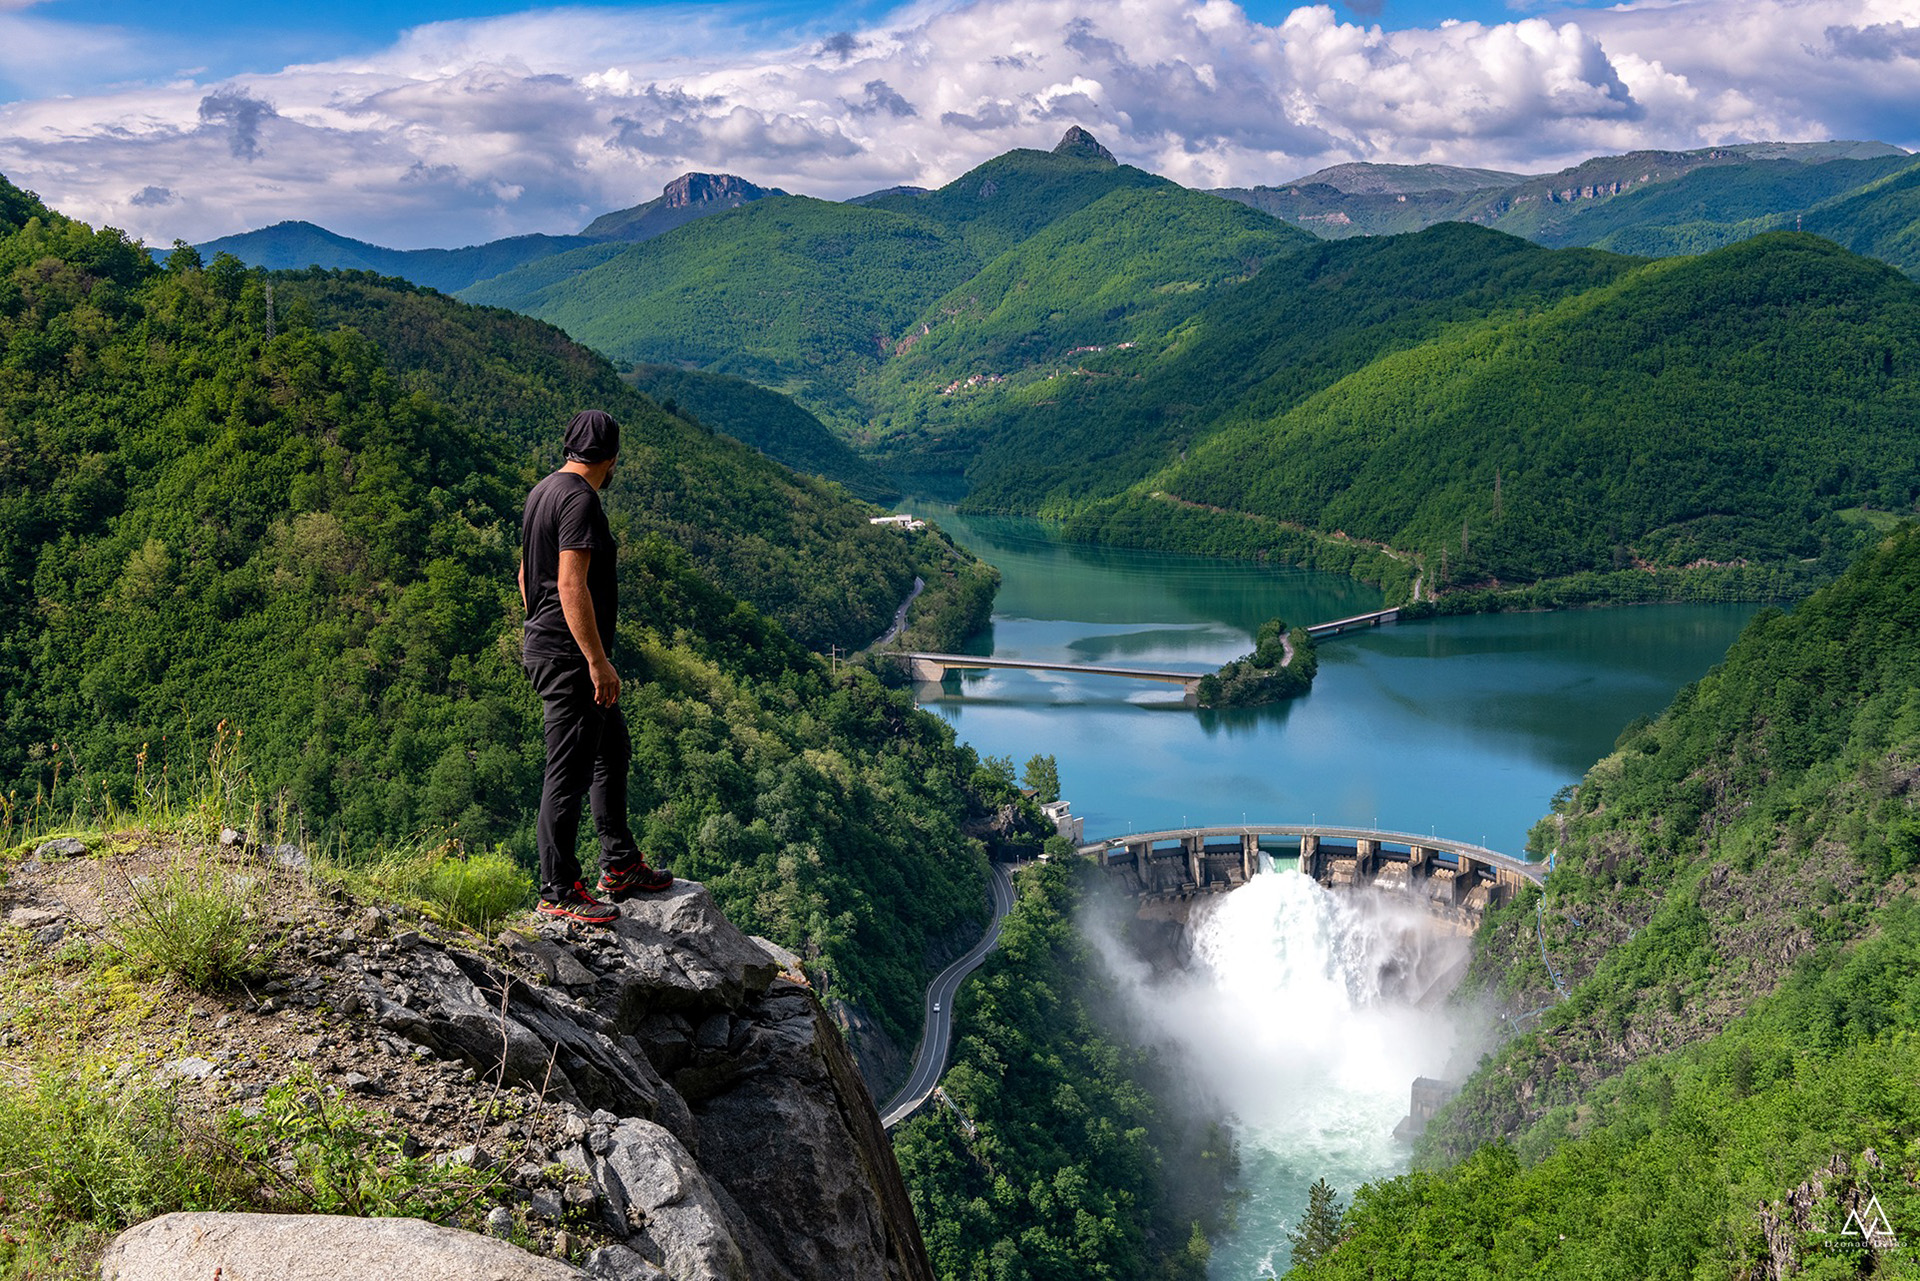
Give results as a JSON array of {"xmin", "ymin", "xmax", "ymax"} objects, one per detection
[
  {"xmin": 623, "ymin": 362, "xmax": 892, "ymax": 499},
  {"xmin": 1289, "ymin": 523, "xmax": 1920, "ymax": 1278},
  {"xmin": 894, "ymin": 856, "xmax": 1235, "ymax": 1281},
  {"xmin": 271, "ymin": 267, "xmax": 973, "ymax": 655},
  {"xmin": 943, "ymin": 221, "xmax": 1633, "ymax": 514},
  {"xmin": 1108, "ymin": 233, "xmax": 1920, "ymax": 595},
  {"xmin": 0, "ymin": 178, "xmax": 992, "ymax": 1058},
  {"xmin": 1802, "ymin": 159, "xmax": 1920, "ymax": 281}
]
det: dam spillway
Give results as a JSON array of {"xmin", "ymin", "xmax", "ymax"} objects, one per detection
[{"xmin": 1080, "ymin": 823, "xmax": 1542, "ymax": 931}]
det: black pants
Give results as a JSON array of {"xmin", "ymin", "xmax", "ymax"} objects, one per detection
[{"xmin": 524, "ymin": 653, "xmax": 641, "ymax": 898}]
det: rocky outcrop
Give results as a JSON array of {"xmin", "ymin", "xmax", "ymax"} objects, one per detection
[
  {"xmin": 581, "ymin": 174, "xmax": 775, "ymax": 242},
  {"xmin": 84, "ymin": 873, "xmax": 933, "ymax": 1281},
  {"xmin": 1053, "ymin": 126, "xmax": 1117, "ymax": 165},
  {"xmin": 401, "ymin": 882, "xmax": 931, "ymax": 1281}
]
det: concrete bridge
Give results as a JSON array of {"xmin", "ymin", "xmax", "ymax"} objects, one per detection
[
  {"xmin": 1079, "ymin": 823, "xmax": 1542, "ymax": 929},
  {"xmin": 1305, "ymin": 606, "xmax": 1401, "ymax": 638},
  {"xmin": 900, "ymin": 652, "xmax": 1204, "ymax": 700},
  {"xmin": 897, "ymin": 608, "xmax": 1404, "ymax": 702}
]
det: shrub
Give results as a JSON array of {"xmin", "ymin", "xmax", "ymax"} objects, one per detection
[
  {"xmin": 223, "ymin": 1070, "xmax": 506, "ymax": 1219},
  {"xmin": 109, "ymin": 858, "xmax": 281, "ymax": 990},
  {"xmin": 0, "ymin": 1061, "xmax": 253, "ymax": 1278},
  {"xmin": 342, "ymin": 840, "xmax": 534, "ymax": 934}
]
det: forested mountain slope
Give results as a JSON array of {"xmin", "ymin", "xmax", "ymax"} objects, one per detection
[
  {"xmin": 854, "ymin": 182, "xmax": 1312, "ymax": 485},
  {"xmin": 1293, "ymin": 522, "xmax": 1920, "ymax": 1280},
  {"xmin": 460, "ymin": 194, "xmax": 979, "ymax": 419},
  {"xmin": 458, "ymin": 137, "xmax": 1173, "ymax": 426},
  {"xmin": 274, "ymin": 268, "xmax": 938, "ymax": 652},
  {"xmin": 1214, "ymin": 142, "xmax": 1916, "ymax": 270},
  {"xmin": 1085, "ymin": 234, "xmax": 1920, "ymax": 595},
  {"xmin": 911, "ymin": 221, "xmax": 1632, "ymax": 512},
  {"xmin": 1537, "ymin": 155, "xmax": 1920, "ymax": 261},
  {"xmin": 0, "ymin": 179, "xmax": 991, "ymax": 1062},
  {"xmin": 1801, "ymin": 158, "xmax": 1920, "ymax": 279},
  {"xmin": 193, "ymin": 173, "xmax": 777, "ymax": 293},
  {"xmin": 622, "ymin": 362, "xmax": 892, "ymax": 500},
  {"xmin": 855, "ymin": 130, "xmax": 1165, "ymax": 259}
]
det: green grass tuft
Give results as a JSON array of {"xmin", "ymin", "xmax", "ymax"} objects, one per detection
[
  {"xmin": 333, "ymin": 839, "xmax": 534, "ymax": 935},
  {"xmin": 0, "ymin": 1060, "xmax": 256, "ymax": 1279},
  {"xmin": 108, "ymin": 858, "xmax": 281, "ymax": 991}
]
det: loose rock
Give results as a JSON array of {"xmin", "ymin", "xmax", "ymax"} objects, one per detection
[{"xmin": 100, "ymin": 1212, "xmax": 578, "ymax": 1281}]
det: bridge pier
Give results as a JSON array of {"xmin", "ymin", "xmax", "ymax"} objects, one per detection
[
  {"xmin": 1241, "ymin": 833, "xmax": 1259, "ymax": 882},
  {"xmin": 1185, "ymin": 835, "xmax": 1204, "ymax": 890},
  {"xmin": 1355, "ymin": 838, "xmax": 1378, "ymax": 881},
  {"xmin": 1409, "ymin": 844, "xmax": 1434, "ymax": 878},
  {"xmin": 907, "ymin": 657, "xmax": 947, "ymax": 682}
]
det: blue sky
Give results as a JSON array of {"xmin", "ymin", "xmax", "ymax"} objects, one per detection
[
  {"xmin": 0, "ymin": 0, "xmax": 1913, "ymax": 247},
  {"xmin": 7, "ymin": 0, "xmax": 1610, "ymax": 95}
]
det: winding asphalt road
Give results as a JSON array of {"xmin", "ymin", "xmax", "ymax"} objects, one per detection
[{"xmin": 879, "ymin": 860, "xmax": 1016, "ymax": 1128}]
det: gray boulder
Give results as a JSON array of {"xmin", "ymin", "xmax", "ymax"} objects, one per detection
[
  {"xmin": 596, "ymin": 1118, "xmax": 753, "ymax": 1281},
  {"xmin": 363, "ymin": 941, "xmax": 670, "ymax": 1121},
  {"xmin": 691, "ymin": 988, "xmax": 929, "ymax": 1281},
  {"xmin": 601, "ymin": 882, "xmax": 778, "ymax": 1023},
  {"xmin": 99, "ymin": 1212, "xmax": 581, "ymax": 1280},
  {"xmin": 584, "ymin": 1244, "xmax": 672, "ymax": 1279}
]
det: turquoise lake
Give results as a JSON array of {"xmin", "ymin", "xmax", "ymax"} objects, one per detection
[{"xmin": 910, "ymin": 504, "xmax": 1758, "ymax": 858}]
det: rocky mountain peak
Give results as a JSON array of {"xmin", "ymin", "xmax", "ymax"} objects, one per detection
[
  {"xmin": 581, "ymin": 173, "xmax": 776, "ymax": 241},
  {"xmin": 659, "ymin": 172, "xmax": 767, "ymax": 209},
  {"xmin": 1052, "ymin": 126, "xmax": 1117, "ymax": 164}
]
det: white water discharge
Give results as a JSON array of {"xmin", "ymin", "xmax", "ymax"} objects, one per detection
[{"xmin": 1091, "ymin": 864, "xmax": 1471, "ymax": 1279}]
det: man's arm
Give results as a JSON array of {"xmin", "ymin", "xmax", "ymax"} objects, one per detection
[
  {"xmin": 557, "ymin": 548, "xmax": 619, "ymax": 706},
  {"xmin": 518, "ymin": 561, "xmax": 526, "ymax": 611}
]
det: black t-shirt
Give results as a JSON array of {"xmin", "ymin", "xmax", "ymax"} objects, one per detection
[{"xmin": 521, "ymin": 471, "xmax": 616, "ymax": 661}]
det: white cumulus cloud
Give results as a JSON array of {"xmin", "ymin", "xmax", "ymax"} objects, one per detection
[{"xmin": 0, "ymin": 0, "xmax": 1912, "ymax": 247}]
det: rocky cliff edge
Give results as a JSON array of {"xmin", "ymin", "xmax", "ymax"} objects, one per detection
[{"xmin": 1, "ymin": 837, "xmax": 933, "ymax": 1281}]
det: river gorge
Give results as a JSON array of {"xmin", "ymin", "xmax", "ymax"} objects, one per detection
[{"xmin": 904, "ymin": 503, "xmax": 1760, "ymax": 1279}]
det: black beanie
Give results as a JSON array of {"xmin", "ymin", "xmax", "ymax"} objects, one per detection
[{"xmin": 563, "ymin": 409, "xmax": 620, "ymax": 462}]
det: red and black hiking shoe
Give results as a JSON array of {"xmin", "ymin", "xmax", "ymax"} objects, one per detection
[
  {"xmin": 597, "ymin": 861, "xmax": 674, "ymax": 898},
  {"xmin": 536, "ymin": 882, "xmax": 619, "ymax": 926}
]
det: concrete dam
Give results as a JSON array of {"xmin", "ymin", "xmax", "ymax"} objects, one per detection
[{"xmin": 1080, "ymin": 823, "xmax": 1543, "ymax": 932}]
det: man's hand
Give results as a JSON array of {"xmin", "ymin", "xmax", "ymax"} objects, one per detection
[{"xmin": 589, "ymin": 655, "xmax": 621, "ymax": 706}]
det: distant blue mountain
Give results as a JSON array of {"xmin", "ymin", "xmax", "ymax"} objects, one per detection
[
  {"xmin": 188, "ymin": 171, "xmax": 777, "ymax": 293},
  {"xmin": 189, "ymin": 222, "xmax": 593, "ymax": 293}
]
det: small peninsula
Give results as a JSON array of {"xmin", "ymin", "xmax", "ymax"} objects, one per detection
[{"xmin": 1196, "ymin": 617, "xmax": 1318, "ymax": 708}]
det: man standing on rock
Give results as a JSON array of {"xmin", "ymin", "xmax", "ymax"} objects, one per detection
[{"xmin": 519, "ymin": 409, "xmax": 673, "ymax": 925}]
